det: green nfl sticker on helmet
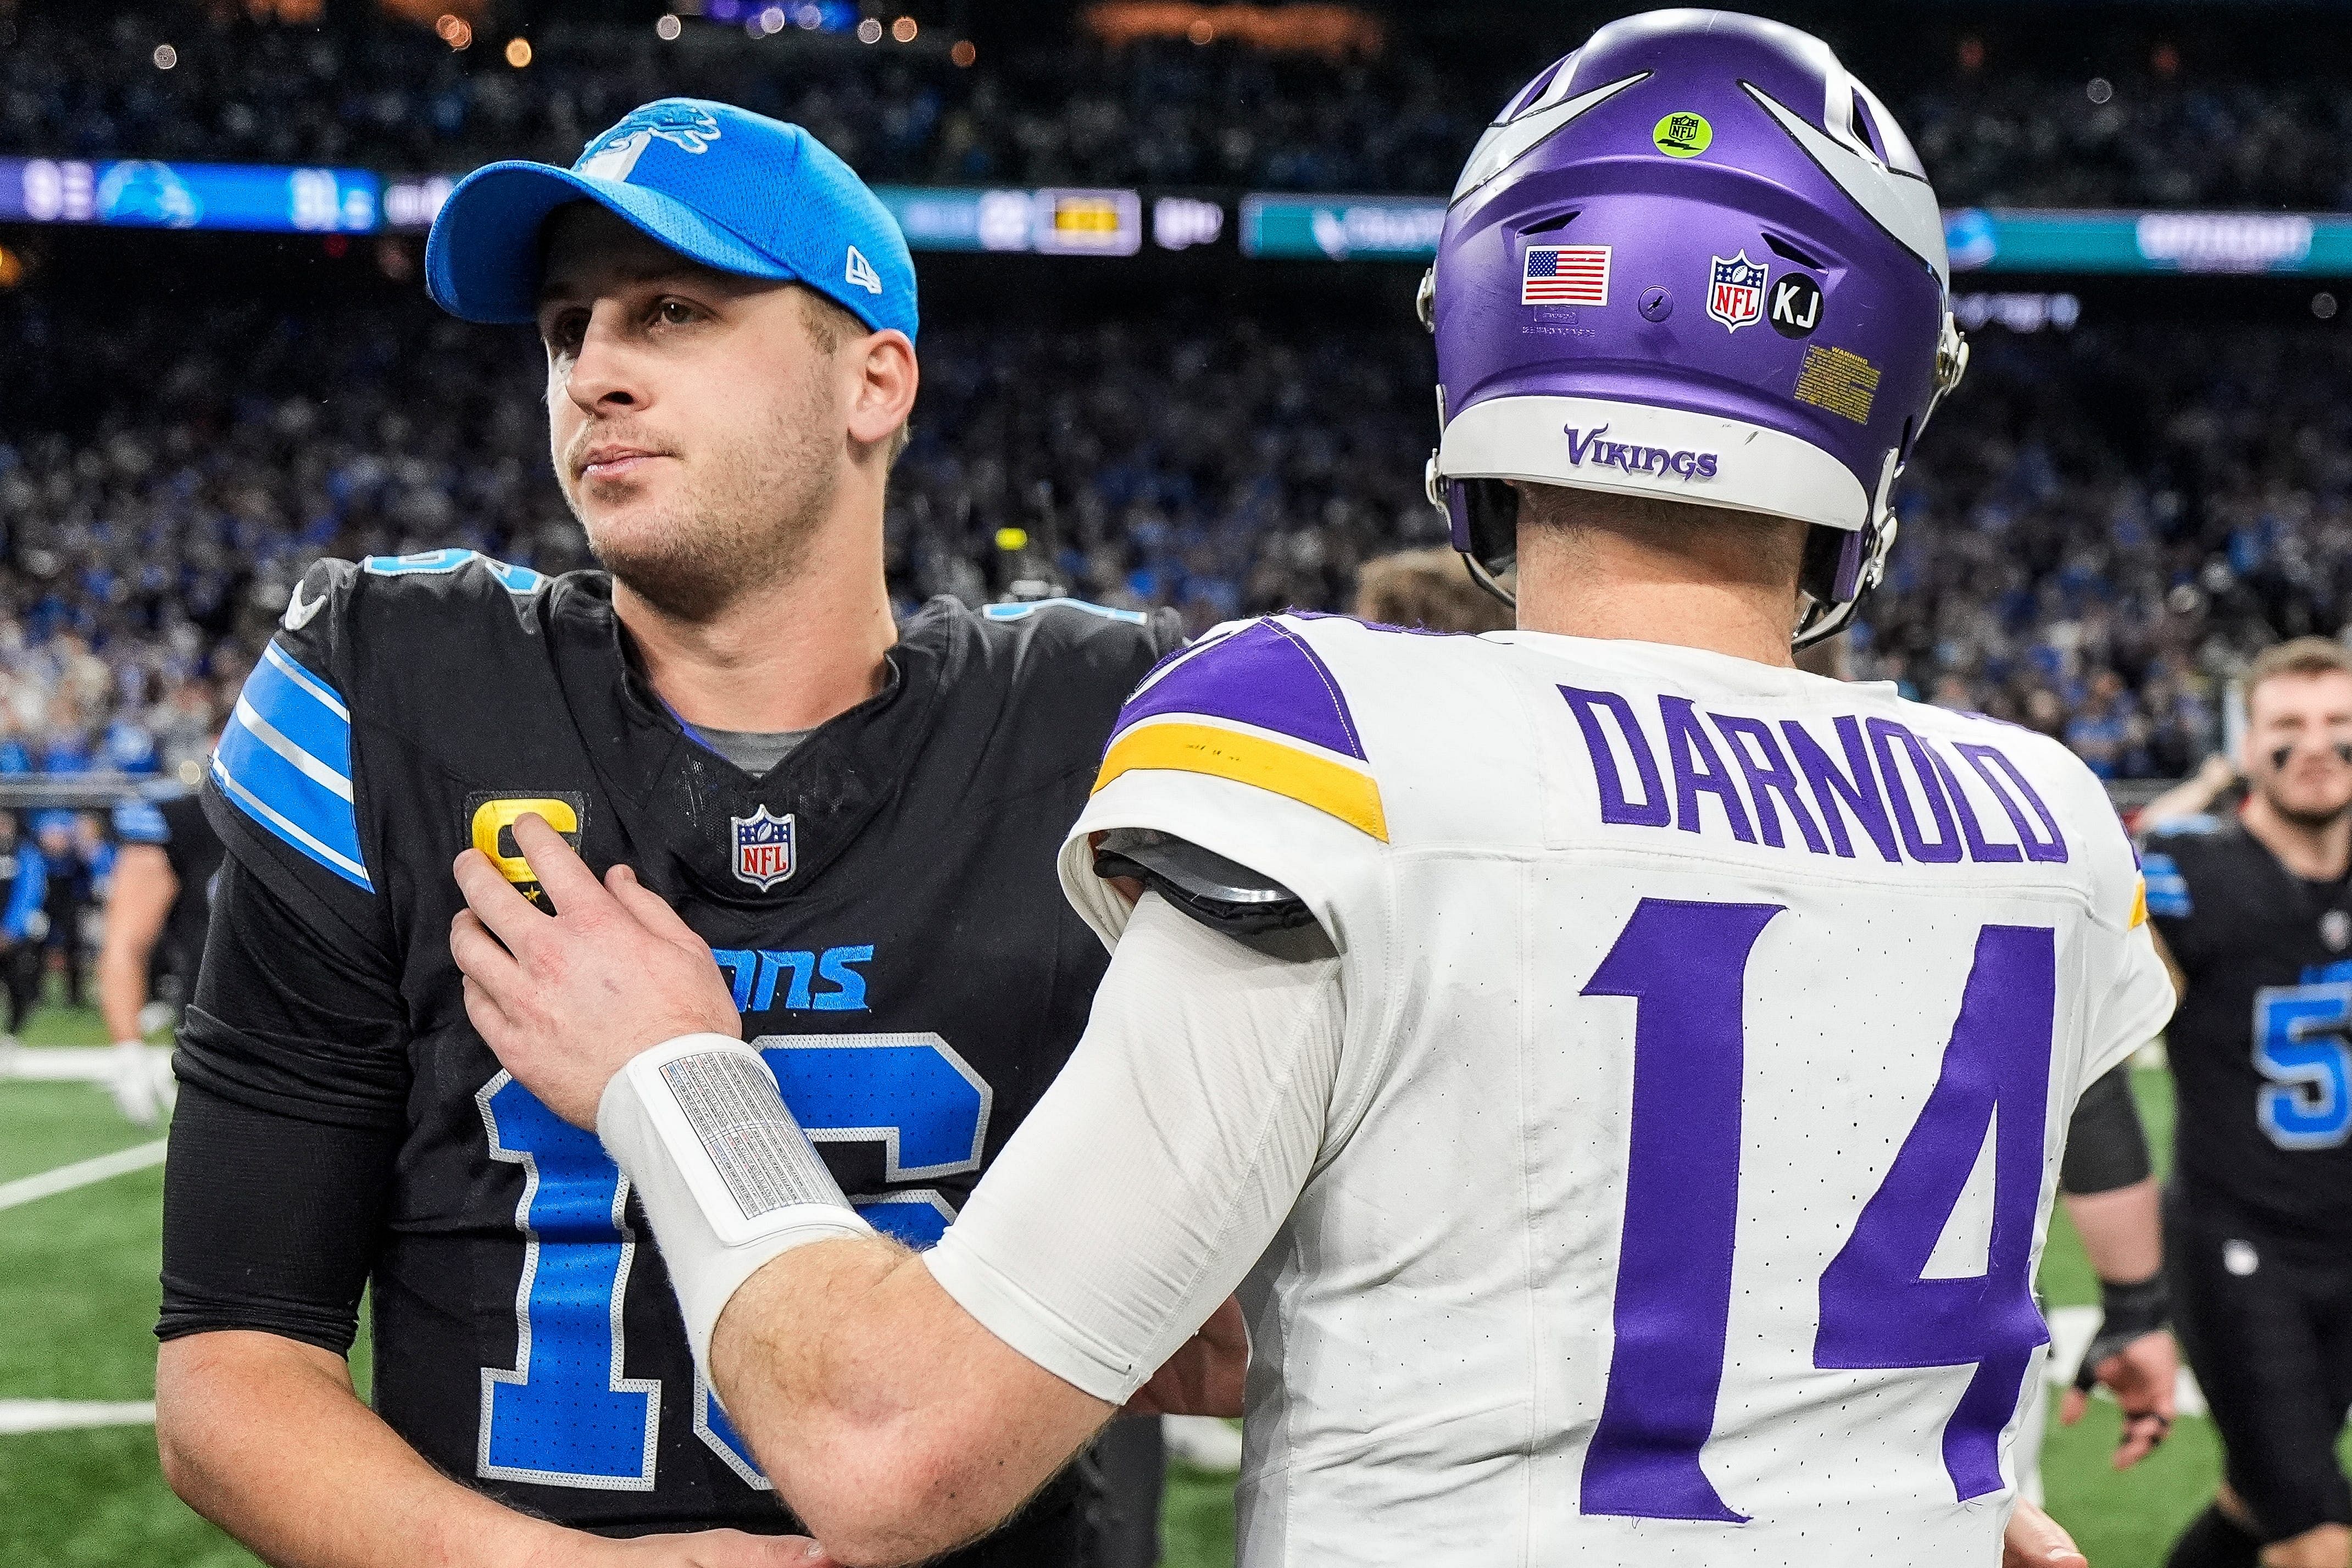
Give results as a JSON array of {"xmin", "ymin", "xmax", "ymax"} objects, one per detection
[{"xmin": 1653, "ymin": 111, "xmax": 1712, "ymax": 157}]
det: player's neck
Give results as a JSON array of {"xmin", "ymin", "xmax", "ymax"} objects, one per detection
[
  {"xmin": 613, "ymin": 520, "xmax": 896, "ymax": 735},
  {"xmin": 1513, "ymin": 515, "xmax": 1801, "ymax": 669},
  {"xmin": 2242, "ymin": 792, "xmax": 2352, "ymax": 882}
]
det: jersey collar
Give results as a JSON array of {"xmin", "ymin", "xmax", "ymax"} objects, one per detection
[{"xmin": 547, "ymin": 577, "xmax": 963, "ymax": 905}]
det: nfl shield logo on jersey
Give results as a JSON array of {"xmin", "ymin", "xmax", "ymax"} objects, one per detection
[
  {"xmin": 1706, "ymin": 251, "xmax": 1769, "ymax": 332},
  {"xmin": 731, "ymin": 807, "xmax": 797, "ymax": 891}
]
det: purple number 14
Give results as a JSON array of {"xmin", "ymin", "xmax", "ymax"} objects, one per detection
[{"xmin": 1579, "ymin": 899, "xmax": 2056, "ymax": 1523}]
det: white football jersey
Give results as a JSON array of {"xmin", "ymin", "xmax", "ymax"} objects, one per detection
[{"xmin": 1055, "ymin": 613, "xmax": 2176, "ymax": 1567}]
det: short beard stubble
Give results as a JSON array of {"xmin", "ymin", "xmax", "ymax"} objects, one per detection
[{"xmin": 567, "ymin": 365, "xmax": 842, "ymax": 624}]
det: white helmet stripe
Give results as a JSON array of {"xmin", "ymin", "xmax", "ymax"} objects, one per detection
[
  {"xmin": 1450, "ymin": 71, "xmax": 1648, "ymax": 206},
  {"xmin": 1744, "ymin": 80, "xmax": 1949, "ymax": 291},
  {"xmin": 1437, "ymin": 394, "xmax": 1870, "ymax": 532}
]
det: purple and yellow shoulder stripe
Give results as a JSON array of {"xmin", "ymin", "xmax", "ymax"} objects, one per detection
[{"xmin": 1094, "ymin": 619, "xmax": 1387, "ymax": 841}]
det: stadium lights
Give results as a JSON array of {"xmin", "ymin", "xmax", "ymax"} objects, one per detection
[
  {"xmin": 656, "ymin": 13, "xmax": 682, "ymax": 38},
  {"xmin": 152, "ymin": 45, "xmax": 177, "ymax": 70},
  {"xmin": 504, "ymin": 37, "xmax": 532, "ymax": 67},
  {"xmin": 856, "ymin": 18, "xmax": 882, "ymax": 43},
  {"xmin": 892, "ymin": 16, "xmax": 917, "ymax": 42}
]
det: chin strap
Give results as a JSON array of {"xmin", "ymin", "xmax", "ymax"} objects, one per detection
[
  {"xmin": 1460, "ymin": 551, "xmax": 1516, "ymax": 611},
  {"xmin": 1793, "ymin": 512, "xmax": 1898, "ymax": 652}
]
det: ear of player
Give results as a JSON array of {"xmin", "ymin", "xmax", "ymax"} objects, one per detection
[{"xmin": 1420, "ymin": 9, "xmax": 1970, "ymax": 644}]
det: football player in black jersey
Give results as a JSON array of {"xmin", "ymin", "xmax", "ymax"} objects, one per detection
[
  {"xmin": 2143, "ymin": 638, "xmax": 2352, "ymax": 1568},
  {"xmin": 153, "ymin": 100, "xmax": 1183, "ymax": 1567},
  {"xmin": 98, "ymin": 766, "xmax": 226, "ymax": 1126}
]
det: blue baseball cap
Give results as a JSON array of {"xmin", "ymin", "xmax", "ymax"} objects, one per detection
[{"xmin": 426, "ymin": 98, "xmax": 918, "ymax": 341}]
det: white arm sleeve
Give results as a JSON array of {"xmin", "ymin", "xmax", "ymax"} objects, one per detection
[
  {"xmin": 2078, "ymin": 917, "xmax": 2177, "ymax": 1096},
  {"xmin": 925, "ymin": 891, "xmax": 1344, "ymax": 1404}
]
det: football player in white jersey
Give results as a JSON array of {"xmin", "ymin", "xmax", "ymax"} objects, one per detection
[{"xmin": 448, "ymin": 13, "xmax": 2175, "ymax": 1566}]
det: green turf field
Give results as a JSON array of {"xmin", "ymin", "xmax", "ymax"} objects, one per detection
[{"xmin": 0, "ymin": 1015, "xmax": 2293, "ymax": 1566}]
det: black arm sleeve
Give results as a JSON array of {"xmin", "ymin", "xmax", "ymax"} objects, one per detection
[
  {"xmin": 158, "ymin": 855, "xmax": 410, "ymax": 1351},
  {"xmin": 2059, "ymin": 1063, "xmax": 2153, "ymax": 1197},
  {"xmin": 157, "ymin": 1082, "xmax": 401, "ymax": 1353}
]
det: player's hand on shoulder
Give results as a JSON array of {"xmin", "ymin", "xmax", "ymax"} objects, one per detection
[
  {"xmin": 588, "ymin": 1527, "xmax": 833, "ymax": 1566},
  {"xmin": 451, "ymin": 812, "xmax": 739, "ymax": 1129}
]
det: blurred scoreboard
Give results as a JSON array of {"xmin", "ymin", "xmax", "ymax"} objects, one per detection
[
  {"xmin": 0, "ymin": 157, "xmax": 377, "ymax": 232},
  {"xmin": 881, "ymin": 186, "xmax": 1142, "ymax": 254},
  {"xmin": 7, "ymin": 154, "xmax": 2352, "ymax": 277}
]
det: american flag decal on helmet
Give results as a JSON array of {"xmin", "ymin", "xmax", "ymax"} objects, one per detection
[{"xmin": 1522, "ymin": 244, "xmax": 1610, "ymax": 306}]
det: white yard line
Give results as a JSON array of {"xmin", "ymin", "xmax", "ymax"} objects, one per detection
[
  {"xmin": 0, "ymin": 1400, "xmax": 156, "ymax": 1434},
  {"xmin": 1, "ymin": 1046, "xmax": 116, "ymax": 1083},
  {"xmin": 0, "ymin": 1140, "xmax": 168, "ymax": 1211}
]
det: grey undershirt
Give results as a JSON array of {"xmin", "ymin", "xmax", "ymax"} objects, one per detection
[{"xmin": 687, "ymin": 722, "xmax": 811, "ymax": 778}]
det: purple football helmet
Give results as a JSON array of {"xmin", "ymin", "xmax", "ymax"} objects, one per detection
[{"xmin": 1423, "ymin": 9, "xmax": 1969, "ymax": 644}]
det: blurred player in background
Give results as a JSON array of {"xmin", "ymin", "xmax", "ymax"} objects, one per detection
[
  {"xmin": 95, "ymin": 753, "xmax": 224, "ymax": 1128},
  {"xmin": 2140, "ymin": 638, "xmax": 2352, "ymax": 1568},
  {"xmin": 1353, "ymin": 545, "xmax": 1514, "ymax": 633},
  {"xmin": 454, "ymin": 16, "xmax": 2162, "ymax": 1566},
  {"xmin": 34, "ymin": 809, "xmax": 92, "ymax": 1009},
  {"xmin": 2033, "ymin": 1071, "xmax": 2180, "ymax": 1487},
  {"xmin": 0, "ymin": 810, "xmax": 46, "ymax": 1066},
  {"xmin": 152, "ymin": 100, "xmax": 1184, "ymax": 1567}
]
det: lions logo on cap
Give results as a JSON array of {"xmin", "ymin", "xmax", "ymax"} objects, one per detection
[
  {"xmin": 732, "ymin": 805, "xmax": 798, "ymax": 891},
  {"xmin": 576, "ymin": 104, "xmax": 724, "ymax": 183}
]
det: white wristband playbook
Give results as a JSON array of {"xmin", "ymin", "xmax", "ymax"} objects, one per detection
[{"xmin": 597, "ymin": 1034, "xmax": 873, "ymax": 1371}]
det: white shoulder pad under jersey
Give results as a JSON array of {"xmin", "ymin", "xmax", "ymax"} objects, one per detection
[{"xmin": 1059, "ymin": 616, "xmax": 2176, "ymax": 1567}]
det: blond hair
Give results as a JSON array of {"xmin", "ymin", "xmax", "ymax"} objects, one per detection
[
  {"xmin": 1354, "ymin": 548, "xmax": 1514, "ymax": 633},
  {"xmin": 2245, "ymin": 636, "xmax": 2352, "ymax": 711}
]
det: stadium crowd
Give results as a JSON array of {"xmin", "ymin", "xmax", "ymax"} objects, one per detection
[
  {"xmin": 0, "ymin": 283, "xmax": 2344, "ymax": 788},
  {"xmin": 6, "ymin": 10, "xmax": 2351, "ymax": 208}
]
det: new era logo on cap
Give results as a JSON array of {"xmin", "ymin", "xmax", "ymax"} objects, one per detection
[{"xmin": 845, "ymin": 245, "xmax": 882, "ymax": 294}]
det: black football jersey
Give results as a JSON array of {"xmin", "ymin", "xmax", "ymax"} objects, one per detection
[
  {"xmin": 113, "ymin": 787, "xmax": 226, "ymax": 1001},
  {"xmin": 179, "ymin": 549, "xmax": 1179, "ymax": 1537},
  {"xmin": 2144, "ymin": 815, "xmax": 2352, "ymax": 1247}
]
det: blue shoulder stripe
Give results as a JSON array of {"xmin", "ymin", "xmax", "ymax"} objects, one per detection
[
  {"xmin": 246, "ymin": 642, "xmax": 352, "ymax": 764},
  {"xmin": 2139, "ymin": 850, "xmax": 2192, "ymax": 919},
  {"xmin": 213, "ymin": 643, "xmax": 371, "ymax": 891}
]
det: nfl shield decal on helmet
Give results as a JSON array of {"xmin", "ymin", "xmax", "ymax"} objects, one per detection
[
  {"xmin": 1706, "ymin": 251, "xmax": 1769, "ymax": 332},
  {"xmin": 731, "ymin": 806, "xmax": 797, "ymax": 891}
]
